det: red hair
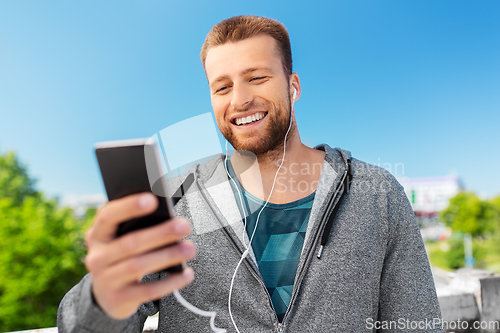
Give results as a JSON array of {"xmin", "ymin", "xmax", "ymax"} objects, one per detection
[{"xmin": 200, "ymin": 15, "xmax": 293, "ymax": 76}]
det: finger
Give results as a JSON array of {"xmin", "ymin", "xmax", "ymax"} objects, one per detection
[
  {"xmin": 86, "ymin": 193, "xmax": 158, "ymax": 244},
  {"xmin": 99, "ymin": 240, "xmax": 197, "ymax": 288},
  {"xmin": 92, "ymin": 267, "xmax": 195, "ymax": 320},
  {"xmin": 128, "ymin": 267, "xmax": 195, "ymax": 305},
  {"xmin": 85, "ymin": 217, "xmax": 192, "ymax": 271}
]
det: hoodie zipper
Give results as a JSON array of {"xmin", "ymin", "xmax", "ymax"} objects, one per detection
[
  {"xmin": 196, "ymin": 181, "xmax": 282, "ymax": 328},
  {"xmin": 279, "ymin": 170, "xmax": 347, "ymax": 325}
]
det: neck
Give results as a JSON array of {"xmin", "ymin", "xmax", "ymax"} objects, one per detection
[{"xmin": 229, "ymin": 130, "xmax": 325, "ymax": 204}]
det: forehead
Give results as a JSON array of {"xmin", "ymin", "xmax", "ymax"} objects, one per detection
[{"xmin": 205, "ymin": 34, "xmax": 284, "ymax": 82}]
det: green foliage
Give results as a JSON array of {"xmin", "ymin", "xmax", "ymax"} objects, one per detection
[
  {"xmin": 444, "ymin": 238, "xmax": 466, "ymax": 270},
  {"xmin": 473, "ymin": 234, "xmax": 500, "ymax": 272},
  {"xmin": 0, "ymin": 152, "xmax": 37, "ymax": 205},
  {"xmin": 440, "ymin": 192, "xmax": 497, "ymax": 237},
  {"xmin": 426, "ymin": 236, "xmax": 489, "ymax": 271},
  {"xmin": 489, "ymin": 195, "xmax": 500, "ymax": 230},
  {"xmin": 425, "ymin": 241, "xmax": 451, "ymax": 270},
  {"xmin": 428, "ymin": 192, "xmax": 500, "ymax": 273},
  {"xmin": 427, "ymin": 238, "xmax": 466, "ymax": 271},
  {"xmin": 0, "ymin": 152, "xmax": 93, "ymax": 331}
]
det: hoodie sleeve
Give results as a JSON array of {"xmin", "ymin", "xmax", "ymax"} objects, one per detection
[
  {"xmin": 376, "ymin": 178, "xmax": 444, "ymax": 333},
  {"xmin": 57, "ymin": 273, "xmax": 157, "ymax": 333}
]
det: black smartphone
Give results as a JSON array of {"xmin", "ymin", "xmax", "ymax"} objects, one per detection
[{"xmin": 95, "ymin": 138, "xmax": 184, "ymax": 273}]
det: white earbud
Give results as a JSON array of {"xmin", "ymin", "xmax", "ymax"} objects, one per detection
[{"xmin": 292, "ymin": 87, "xmax": 297, "ymax": 103}]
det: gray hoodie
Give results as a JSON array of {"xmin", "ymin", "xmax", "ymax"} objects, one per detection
[{"xmin": 57, "ymin": 145, "xmax": 444, "ymax": 332}]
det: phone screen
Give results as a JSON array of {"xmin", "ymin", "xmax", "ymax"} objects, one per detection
[{"xmin": 96, "ymin": 141, "xmax": 173, "ymax": 236}]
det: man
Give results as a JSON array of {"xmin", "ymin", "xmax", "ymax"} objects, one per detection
[{"xmin": 58, "ymin": 15, "xmax": 443, "ymax": 332}]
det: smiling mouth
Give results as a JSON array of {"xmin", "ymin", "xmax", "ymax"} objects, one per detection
[{"xmin": 232, "ymin": 112, "xmax": 267, "ymax": 126}]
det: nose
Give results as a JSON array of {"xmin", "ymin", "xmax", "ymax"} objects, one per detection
[{"xmin": 230, "ymin": 83, "xmax": 252, "ymax": 111}]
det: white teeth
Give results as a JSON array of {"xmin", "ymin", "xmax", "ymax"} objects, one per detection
[{"xmin": 234, "ymin": 112, "xmax": 265, "ymax": 125}]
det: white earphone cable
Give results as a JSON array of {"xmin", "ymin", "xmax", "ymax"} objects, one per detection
[
  {"xmin": 226, "ymin": 88, "xmax": 296, "ymax": 333},
  {"xmin": 225, "ymin": 140, "xmax": 250, "ymax": 247},
  {"xmin": 173, "ymin": 290, "xmax": 227, "ymax": 333}
]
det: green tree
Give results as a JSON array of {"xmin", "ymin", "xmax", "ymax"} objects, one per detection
[
  {"xmin": 0, "ymin": 152, "xmax": 93, "ymax": 331},
  {"xmin": 488, "ymin": 195, "xmax": 500, "ymax": 232},
  {"xmin": 440, "ymin": 192, "xmax": 496, "ymax": 237},
  {"xmin": 0, "ymin": 152, "xmax": 37, "ymax": 205}
]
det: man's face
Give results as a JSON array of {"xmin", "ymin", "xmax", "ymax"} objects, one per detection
[{"xmin": 205, "ymin": 34, "xmax": 294, "ymax": 156}]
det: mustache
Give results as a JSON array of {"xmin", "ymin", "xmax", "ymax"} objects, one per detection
[{"xmin": 229, "ymin": 100, "xmax": 273, "ymax": 113}]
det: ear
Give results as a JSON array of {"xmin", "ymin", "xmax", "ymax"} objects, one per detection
[{"xmin": 289, "ymin": 73, "xmax": 301, "ymax": 102}]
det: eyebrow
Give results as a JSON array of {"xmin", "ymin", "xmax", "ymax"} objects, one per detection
[
  {"xmin": 241, "ymin": 67, "xmax": 273, "ymax": 75},
  {"xmin": 210, "ymin": 75, "xmax": 230, "ymax": 90},
  {"xmin": 210, "ymin": 66, "xmax": 274, "ymax": 90}
]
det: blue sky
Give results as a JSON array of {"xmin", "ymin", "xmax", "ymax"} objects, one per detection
[{"xmin": 0, "ymin": 0, "xmax": 499, "ymax": 203}]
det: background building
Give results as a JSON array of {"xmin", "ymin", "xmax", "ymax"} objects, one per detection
[{"xmin": 398, "ymin": 175, "xmax": 463, "ymax": 226}]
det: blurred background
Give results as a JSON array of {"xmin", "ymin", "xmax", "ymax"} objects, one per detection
[{"xmin": 0, "ymin": 0, "xmax": 499, "ymax": 331}]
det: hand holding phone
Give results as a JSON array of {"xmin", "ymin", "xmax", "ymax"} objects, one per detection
[{"xmin": 83, "ymin": 139, "xmax": 197, "ymax": 319}]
